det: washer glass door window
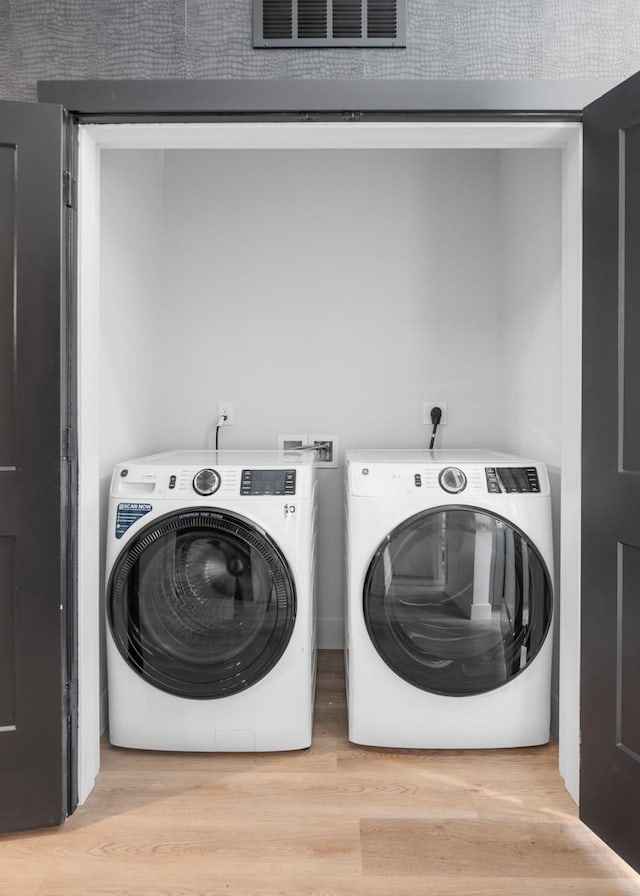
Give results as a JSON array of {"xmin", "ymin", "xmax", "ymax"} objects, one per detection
[
  {"xmin": 108, "ymin": 509, "xmax": 296, "ymax": 699},
  {"xmin": 364, "ymin": 507, "xmax": 552, "ymax": 696}
]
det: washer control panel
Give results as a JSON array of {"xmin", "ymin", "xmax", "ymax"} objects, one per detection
[
  {"xmin": 241, "ymin": 469, "xmax": 296, "ymax": 496},
  {"xmin": 111, "ymin": 454, "xmax": 312, "ymax": 500}
]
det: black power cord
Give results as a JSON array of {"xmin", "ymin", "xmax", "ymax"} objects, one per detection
[
  {"xmin": 429, "ymin": 406, "xmax": 442, "ymax": 450},
  {"xmin": 215, "ymin": 414, "xmax": 228, "ymax": 451}
]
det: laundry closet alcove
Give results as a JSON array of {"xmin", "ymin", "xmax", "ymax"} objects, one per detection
[{"xmin": 72, "ymin": 116, "xmax": 581, "ymax": 810}]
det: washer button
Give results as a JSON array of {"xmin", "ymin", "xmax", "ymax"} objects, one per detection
[{"xmin": 193, "ymin": 468, "xmax": 221, "ymax": 496}]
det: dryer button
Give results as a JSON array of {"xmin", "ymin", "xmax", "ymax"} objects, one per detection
[{"xmin": 438, "ymin": 466, "xmax": 467, "ymax": 494}]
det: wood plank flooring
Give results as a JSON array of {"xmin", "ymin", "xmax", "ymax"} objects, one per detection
[{"xmin": 2, "ymin": 650, "xmax": 639, "ymax": 895}]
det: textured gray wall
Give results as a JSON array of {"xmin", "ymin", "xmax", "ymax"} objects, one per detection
[{"xmin": 1, "ymin": 0, "xmax": 640, "ymax": 101}]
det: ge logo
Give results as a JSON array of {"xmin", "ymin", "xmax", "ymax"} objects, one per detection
[{"xmin": 284, "ymin": 504, "xmax": 296, "ymax": 516}]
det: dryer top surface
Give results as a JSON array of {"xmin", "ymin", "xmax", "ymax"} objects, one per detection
[{"xmin": 345, "ymin": 449, "xmax": 540, "ymax": 466}]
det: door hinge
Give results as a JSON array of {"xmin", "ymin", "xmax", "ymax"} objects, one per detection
[
  {"xmin": 63, "ymin": 170, "xmax": 77, "ymax": 209},
  {"xmin": 62, "ymin": 427, "xmax": 75, "ymax": 461},
  {"xmin": 63, "ymin": 680, "xmax": 78, "ymax": 719}
]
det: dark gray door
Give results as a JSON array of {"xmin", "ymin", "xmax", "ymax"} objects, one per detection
[
  {"xmin": 582, "ymin": 72, "xmax": 640, "ymax": 872},
  {"xmin": 0, "ymin": 100, "xmax": 74, "ymax": 833}
]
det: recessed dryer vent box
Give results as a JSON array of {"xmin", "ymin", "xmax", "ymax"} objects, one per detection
[
  {"xmin": 309, "ymin": 435, "xmax": 339, "ymax": 468},
  {"xmin": 277, "ymin": 434, "xmax": 339, "ymax": 468}
]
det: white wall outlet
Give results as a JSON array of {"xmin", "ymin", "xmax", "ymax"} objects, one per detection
[
  {"xmin": 423, "ymin": 401, "xmax": 448, "ymax": 426},
  {"xmin": 309, "ymin": 434, "xmax": 339, "ymax": 468},
  {"xmin": 278, "ymin": 434, "xmax": 308, "ymax": 452},
  {"xmin": 218, "ymin": 402, "xmax": 233, "ymax": 425}
]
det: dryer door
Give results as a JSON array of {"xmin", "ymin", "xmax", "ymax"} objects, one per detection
[
  {"xmin": 363, "ymin": 507, "xmax": 552, "ymax": 696},
  {"xmin": 108, "ymin": 509, "xmax": 296, "ymax": 698}
]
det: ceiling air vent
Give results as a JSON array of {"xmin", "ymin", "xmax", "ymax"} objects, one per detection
[
  {"xmin": 263, "ymin": 0, "xmax": 294, "ymax": 39},
  {"xmin": 254, "ymin": 0, "xmax": 406, "ymax": 48},
  {"xmin": 333, "ymin": 1, "xmax": 362, "ymax": 39},
  {"xmin": 299, "ymin": 0, "xmax": 328, "ymax": 38}
]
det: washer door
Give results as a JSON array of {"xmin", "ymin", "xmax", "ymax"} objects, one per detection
[
  {"xmin": 108, "ymin": 509, "xmax": 296, "ymax": 699},
  {"xmin": 363, "ymin": 506, "xmax": 552, "ymax": 696}
]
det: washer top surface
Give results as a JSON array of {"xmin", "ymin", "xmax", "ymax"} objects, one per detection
[{"xmin": 124, "ymin": 449, "xmax": 315, "ymax": 469}]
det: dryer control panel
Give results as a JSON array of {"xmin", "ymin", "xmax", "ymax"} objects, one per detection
[
  {"xmin": 485, "ymin": 466, "xmax": 540, "ymax": 493},
  {"xmin": 349, "ymin": 461, "xmax": 549, "ymax": 497}
]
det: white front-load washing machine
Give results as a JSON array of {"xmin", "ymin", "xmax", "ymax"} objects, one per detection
[
  {"xmin": 345, "ymin": 449, "xmax": 554, "ymax": 749},
  {"xmin": 105, "ymin": 449, "xmax": 317, "ymax": 751}
]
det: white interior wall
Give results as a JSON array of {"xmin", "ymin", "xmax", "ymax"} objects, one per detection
[
  {"xmin": 498, "ymin": 149, "xmax": 563, "ymax": 466},
  {"xmin": 98, "ymin": 149, "xmax": 166, "ymax": 718},
  {"xmin": 497, "ymin": 149, "xmax": 563, "ymax": 733},
  {"xmin": 96, "ymin": 144, "xmax": 564, "ymax": 670},
  {"xmin": 156, "ymin": 148, "xmax": 504, "ymax": 644}
]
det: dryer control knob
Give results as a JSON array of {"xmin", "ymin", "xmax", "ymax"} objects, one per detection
[
  {"xmin": 438, "ymin": 466, "xmax": 467, "ymax": 494},
  {"xmin": 193, "ymin": 468, "xmax": 221, "ymax": 496}
]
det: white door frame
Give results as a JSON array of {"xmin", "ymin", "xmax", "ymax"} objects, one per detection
[{"xmin": 76, "ymin": 120, "xmax": 582, "ymax": 804}]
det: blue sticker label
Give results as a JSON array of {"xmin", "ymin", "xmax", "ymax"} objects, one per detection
[{"xmin": 115, "ymin": 502, "xmax": 152, "ymax": 539}]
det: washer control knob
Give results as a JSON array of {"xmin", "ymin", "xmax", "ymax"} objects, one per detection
[
  {"xmin": 193, "ymin": 468, "xmax": 221, "ymax": 496},
  {"xmin": 438, "ymin": 466, "xmax": 467, "ymax": 494}
]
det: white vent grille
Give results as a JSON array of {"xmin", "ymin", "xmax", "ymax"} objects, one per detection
[{"xmin": 254, "ymin": 0, "xmax": 405, "ymax": 47}]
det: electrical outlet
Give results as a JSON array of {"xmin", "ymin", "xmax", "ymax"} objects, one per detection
[
  {"xmin": 218, "ymin": 402, "xmax": 233, "ymax": 425},
  {"xmin": 423, "ymin": 401, "xmax": 448, "ymax": 426},
  {"xmin": 309, "ymin": 435, "xmax": 339, "ymax": 468},
  {"xmin": 278, "ymin": 434, "xmax": 308, "ymax": 452}
]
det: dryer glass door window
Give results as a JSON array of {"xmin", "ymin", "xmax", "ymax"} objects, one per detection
[
  {"xmin": 108, "ymin": 509, "xmax": 296, "ymax": 699},
  {"xmin": 363, "ymin": 507, "xmax": 552, "ymax": 696}
]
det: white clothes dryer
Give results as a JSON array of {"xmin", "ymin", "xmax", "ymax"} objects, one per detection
[
  {"xmin": 345, "ymin": 450, "xmax": 554, "ymax": 749},
  {"xmin": 105, "ymin": 449, "xmax": 317, "ymax": 752}
]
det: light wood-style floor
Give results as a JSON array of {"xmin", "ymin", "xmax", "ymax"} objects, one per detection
[{"xmin": 2, "ymin": 650, "xmax": 639, "ymax": 895}]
